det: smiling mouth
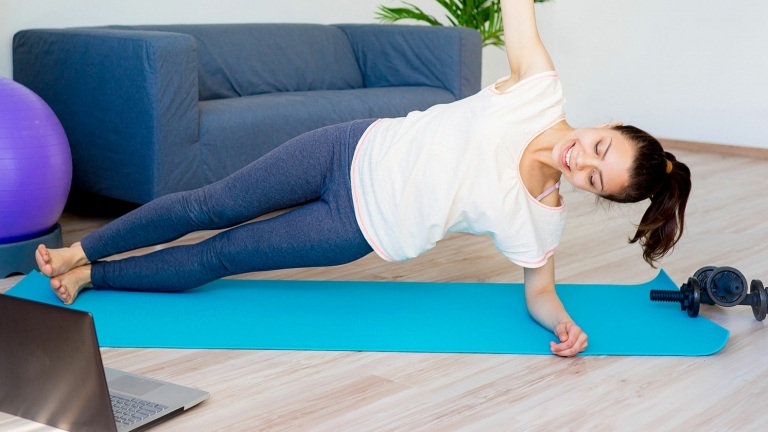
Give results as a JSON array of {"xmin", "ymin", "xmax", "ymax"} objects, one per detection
[{"xmin": 563, "ymin": 143, "xmax": 575, "ymax": 170}]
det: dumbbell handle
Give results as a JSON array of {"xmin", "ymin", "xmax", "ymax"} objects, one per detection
[
  {"xmin": 650, "ymin": 290, "xmax": 684, "ymax": 303},
  {"xmin": 739, "ymin": 295, "xmax": 756, "ymax": 307},
  {"xmin": 740, "ymin": 287, "xmax": 764, "ymax": 307},
  {"xmin": 649, "ymin": 278, "xmax": 701, "ymax": 317}
]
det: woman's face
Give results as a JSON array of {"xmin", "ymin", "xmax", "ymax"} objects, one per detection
[{"xmin": 551, "ymin": 127, "xmax": 635, "ymax": 196}]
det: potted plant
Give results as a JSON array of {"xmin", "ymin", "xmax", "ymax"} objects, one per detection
[{"xmin": 376, "ymin": 0, "xmax": 552, "ymax": 48}]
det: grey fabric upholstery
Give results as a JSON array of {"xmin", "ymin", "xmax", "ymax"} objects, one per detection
[{"xmin": 13, "ymin": 23, "xmax": 481, "ymax": 203}]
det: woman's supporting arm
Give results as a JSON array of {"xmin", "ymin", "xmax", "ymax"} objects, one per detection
[{"xmin": 523, "ymin": 257, "xmax": 589, "ymax": 357}]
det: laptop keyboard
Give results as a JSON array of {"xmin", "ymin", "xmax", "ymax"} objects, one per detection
[{"xmin": 110, "ymin": 394, "xmax": 169, "ymax": 426}]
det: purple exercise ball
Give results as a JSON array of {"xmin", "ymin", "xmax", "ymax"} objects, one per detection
[{"xmin": 0, "ymin": 76, "xmax": 72, "ymax": 243}]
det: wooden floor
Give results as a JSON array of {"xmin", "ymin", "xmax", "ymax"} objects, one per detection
[{"xmin": 2, "ymin": 146, "xmax": 767, "ymax": 431}]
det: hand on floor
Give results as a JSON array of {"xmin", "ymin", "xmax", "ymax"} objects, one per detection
[{"xmin": 550, "ymin": 320, "xmax": 588, "ymax": 357}]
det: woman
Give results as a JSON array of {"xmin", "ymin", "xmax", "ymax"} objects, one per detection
[{"xmin": 36, "ymin": 0, "xmax": 690, "ymax": 357}]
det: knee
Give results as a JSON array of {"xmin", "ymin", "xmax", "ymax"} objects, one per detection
[{"xmin": 174, "ymin": 189, "xmax": 223, "ymax": 229}]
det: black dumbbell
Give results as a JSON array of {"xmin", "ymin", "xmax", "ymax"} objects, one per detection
[
  {"xmin": 693, "ymin": 266, "xmax": 766, "ymax": 320},
  {"xmin": 745, "ymin": 280, "xmax": 767, "ymax": 321},
  {"xmin": 694, "ymin": 266, "xmax": 747, "ymax": 307},
  {"xmin": 650, "ymin": 277, "xmax": 702, "ymax": 317},
  {"xmin": 656, "ymin": 267, "xmax": 768, "ymax": 321}
]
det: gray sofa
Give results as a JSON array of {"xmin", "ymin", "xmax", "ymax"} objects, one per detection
[{"xmin": 12, "ymin": 23, "xmax": 481, "ymax": 204}]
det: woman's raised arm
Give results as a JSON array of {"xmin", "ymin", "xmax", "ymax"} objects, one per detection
[{"xmin": 497, "ymin": 0, "xmax": 555, "ymax": 89}]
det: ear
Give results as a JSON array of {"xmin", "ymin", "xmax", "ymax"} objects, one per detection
[{"xmin": 597, "ymin": 121, "xmax": 624, "ymax": 128}]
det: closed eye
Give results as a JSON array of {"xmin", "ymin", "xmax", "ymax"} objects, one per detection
[
  {"xmin": 602, "ymin": 138, "xmax": 612, "ymax": 161},
  {"xmin": 597, "ymin": 138, "xmax": 613, "ymax": 192}
]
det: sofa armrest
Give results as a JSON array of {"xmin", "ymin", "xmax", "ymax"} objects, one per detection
[
  {"xmin": 335, "ymin": 24, "xmax": 481, "ymax": 100},
  {"xmin": 13, "ymin": 28, "xmax": 200, "ymax": 203}
]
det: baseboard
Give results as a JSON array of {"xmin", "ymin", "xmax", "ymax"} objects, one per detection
[{"xmin": 660, "ymin": 138, "xmax": 768, "ymax": 160}]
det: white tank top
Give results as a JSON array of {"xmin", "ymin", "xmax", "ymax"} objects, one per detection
[{"xmin": 350, "ymin": 71, "xmax": 567, "ymax": 268}]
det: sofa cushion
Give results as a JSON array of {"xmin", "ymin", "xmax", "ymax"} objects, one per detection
[
  {"xmin": 336, "ymin": 24, "xmax": 482, "ymax": 100},
  {"xmin": 112, "ymin": 24, "xmax": 364, "ymax": 101},
  {"xmin": 198, "ymin": 86, "xmax": 455, "ymax": 183}
]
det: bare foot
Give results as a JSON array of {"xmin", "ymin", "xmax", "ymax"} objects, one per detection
[
  {"xmin": 36, "ymin": 242, "xmax": 89, "ymax": 277},
  {"xmin": 50, "ymin": 265, "xmax": 92, "ymax": 305}
]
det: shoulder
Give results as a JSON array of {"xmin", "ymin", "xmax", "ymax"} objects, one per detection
[{"xmin": 493, "ymin": 70, "xmax": 560, "ymax": 93}]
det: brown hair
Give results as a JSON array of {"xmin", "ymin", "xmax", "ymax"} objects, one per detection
[{"xmin": 603, "ymin": 125, "xmax": 692, "ymax": 267}]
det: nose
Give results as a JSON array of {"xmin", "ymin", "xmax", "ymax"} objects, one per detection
[{"xmin": 574, "ymin": 149, "xmax": 600, "ymax": 171}]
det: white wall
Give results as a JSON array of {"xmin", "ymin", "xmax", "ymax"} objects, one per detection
[
  {"xmin": 0, "ymin": 0, "xmax": 387, "ymax": 77},
  {"xmin": 0, "ymin": 0, "xmax": 420, "ymax": 79},
  {"xmin": 533, "ymin": 0, "xmax": 768, "ymax": 148},
  {"xmin": 2, "ymin": 0, "xmax": 766, "ymax": 148}
]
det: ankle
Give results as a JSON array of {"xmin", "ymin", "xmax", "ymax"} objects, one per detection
[
  {"xmin": 75, "ymin": 264, "xmax": 93, "ymax": 287},
  {"xmin": 70, "ymin": 242, "xmax": 90, "ymax": 266}
]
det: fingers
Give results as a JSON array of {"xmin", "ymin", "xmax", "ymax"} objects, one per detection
[
  {"xmin": 597, "ymin": 121, "xmax": 623, "ymax": 128},
  {"xmin": 551, "ymin": 333, "xmax": 588, "ymax": 357},
  {"xmin": 550, "ymin": 322, "xmax": 588, "ymax": 357}
]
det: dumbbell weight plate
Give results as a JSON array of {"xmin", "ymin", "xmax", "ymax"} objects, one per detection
[
  {"xmin": 681, "ymin": 278, "xmax": 701, "ymax": 318},
  {"xmin": 693, "ymin": 266, "xmax": 716, "ymax": 289},
  {"xmin": 750, "ymin": 279, "xmax": 767, "ymax": 321},
  {"xmin": 707, "ymin": 266, "xmax": 748, "ymax": 307},
  {"xmin": 688, "ymin": 278, "xmax": 701, "ymax": 317},
  {"xmin": 693, "ymin": 266, "xmax": 717, "ymax": 305}
]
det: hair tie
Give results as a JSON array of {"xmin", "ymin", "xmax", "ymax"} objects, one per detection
[{"xmin": 665, "ymin": 160, "xmax": 673, "ymax": 174}]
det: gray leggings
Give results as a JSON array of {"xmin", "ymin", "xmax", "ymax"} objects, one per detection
[{"xmin": 82, "ymin": 119, "xmax": 376, "ymax": 292}]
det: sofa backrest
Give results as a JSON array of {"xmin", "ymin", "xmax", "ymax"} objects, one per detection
[
  {"xmin": 109, "ymin": 24, "xmax": 364, "ymax": 101},
  {"xmin": 335, "ymin": 24, "xmax": 481, "ymax": 100}
]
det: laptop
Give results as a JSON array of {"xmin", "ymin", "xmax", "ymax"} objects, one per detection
[{"xmin": 0, "ymin": 294, "xmax": 210, "ymax": 432}]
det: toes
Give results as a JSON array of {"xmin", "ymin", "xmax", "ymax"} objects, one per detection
[
  {"xmin": 59, "ymin": 288, "xmax": 72, "ymax": 304},
  {"xmin": 35, "ymin": 245, "xmax": 53, "ymax": 276},
  {"xmin": 60, "ymin": 284, "xmax": 76, "ymax": 305},
  {"xmin": 37, "ymin": 244, "xmax": 50, "ymax": 263},
  {"xmin": 47, "ymin": 266, "xmax": 91, "ymax": 305},
  {"xmin": 50, "ymin": 278, "xmax": 69, "ymax": 303}
]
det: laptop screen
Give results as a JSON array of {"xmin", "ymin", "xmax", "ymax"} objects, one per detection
[{"xmin": 0, "ymin": 294, "xmax": 118, "ymax": 432}]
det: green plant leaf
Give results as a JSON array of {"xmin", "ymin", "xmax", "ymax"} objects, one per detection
[
  {"xmin": 375, "ymin": 2, "xmax": 443, "ymax": 26},
  {"xmin": 375, "ymin": 0, "xmax": 551, "ymax": 47}
]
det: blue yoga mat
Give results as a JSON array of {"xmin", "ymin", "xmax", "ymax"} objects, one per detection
[{"xmin": 7, "ymin": 270, "xmax": 728, "ymax": 356}]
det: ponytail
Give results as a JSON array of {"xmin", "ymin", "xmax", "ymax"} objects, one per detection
[{"xmin": 604, "ymin": 126, "xmax": 692, "ymax": 267}]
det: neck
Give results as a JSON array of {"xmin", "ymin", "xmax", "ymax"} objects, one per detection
[{"xmin": 528, "ymin": 120, "xmax": 573, "ymax": 169}]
